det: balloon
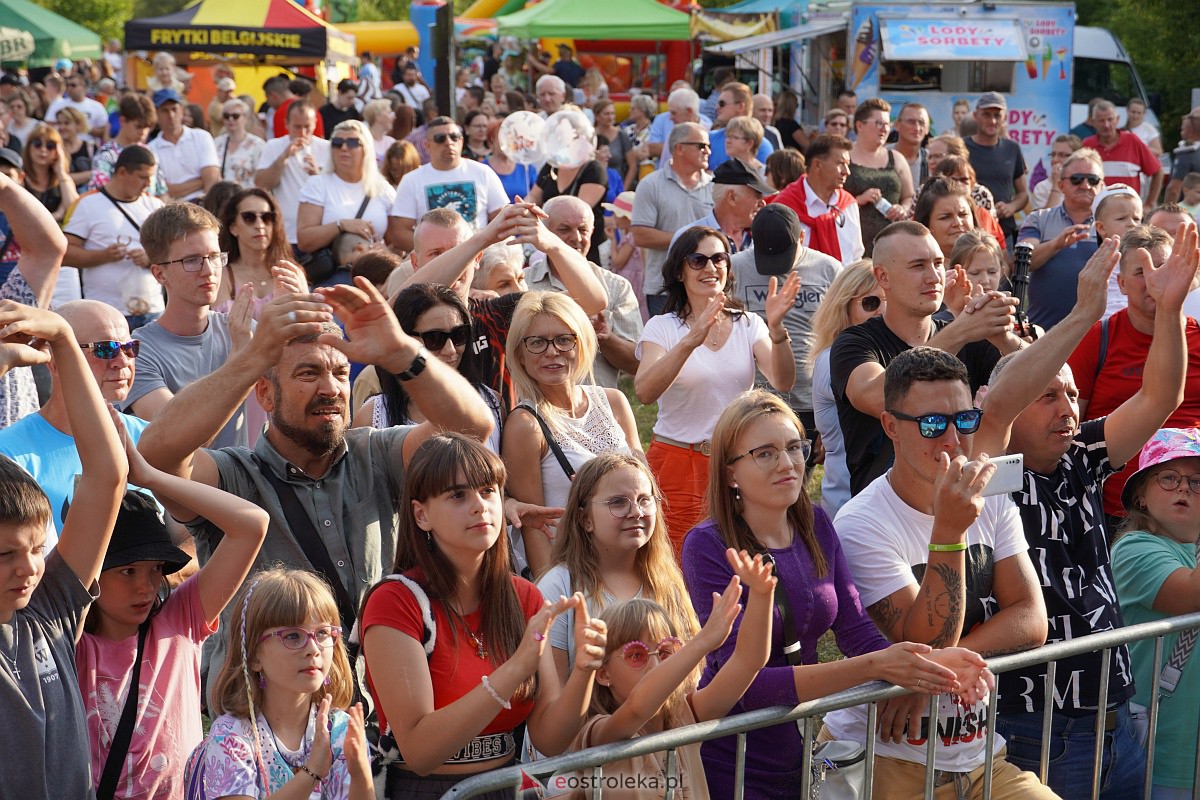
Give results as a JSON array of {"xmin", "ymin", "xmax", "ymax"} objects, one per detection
[
  {"xmin": 540, "ymin": 110, "xmax": 595, "ymax": 169},
  {"xmin": 498, "ymin": 111, "xmax": 546, "ymax": 165}
]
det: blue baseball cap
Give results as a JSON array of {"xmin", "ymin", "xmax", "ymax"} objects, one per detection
[{"xmin": 152, "ymin": 88, "xmax": 183, "ymax": 107}]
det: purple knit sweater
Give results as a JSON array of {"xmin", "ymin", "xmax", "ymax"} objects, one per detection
[{"xmin": 681, "ymin": 508, "xmax": 888, "ymax": 800}]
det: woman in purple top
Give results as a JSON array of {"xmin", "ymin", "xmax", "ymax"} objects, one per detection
[{"xmin": 681, "ymin": 390, "xmax": 989, "ymax": 800}]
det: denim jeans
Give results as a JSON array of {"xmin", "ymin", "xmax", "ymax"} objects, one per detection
[
  {"xmin": 994, "ymin": 703, "xmax": 1145, "ymax": 800},
  {"xmin": 124, "ymin": 311, "xmax": 161, "ymax": 331},
  {"xmin": 645, "ymin": 292, "xmax": 667, "ymax": 318}
]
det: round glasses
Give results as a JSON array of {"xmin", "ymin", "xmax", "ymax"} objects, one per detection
[
  {"xmin": 258, "ymin": 625, "xmax": 341, "ymax": 650},
  {"xmin": 887, "ymin": 408, "xmax": 983, "ymax": 439},
  {"xmin": 1153, "ymin": 469, "xmax": 1200, "ymax": 495},
  {"xmin": 729, "ymin": 441, "xmax": 811, "ymax": 470},
  {"xmin": 521, "ymin": 333, "xmax": 577, "ymax": 354},
  {"xmin": 611, "ymin": 637, "xmax": 683, "ymax": 669},
  {"xmin": 592, "ymin": 494, "xmax": 659, "ymax": 518},
  {"xmin": 858, "ymin": 295, "xmax": 882, "ymax": 313}
]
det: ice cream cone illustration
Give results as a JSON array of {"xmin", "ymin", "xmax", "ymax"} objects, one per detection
[
  {"xmin": 1041, "ymin": 43, "xmax": 1052, "ymax": 79},
  {"xmin": 850, "ymin": 18, "xmax": 876, "ymax": 90},
  {"xmin": 1024, "ymin": 51, "xmax": 1038, "ymax": 80},
  {"xmin": 1056, "ymin": 46, "xmax": 1068, "ymax": 80}
]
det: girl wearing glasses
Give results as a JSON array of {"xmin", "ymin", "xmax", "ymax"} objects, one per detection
[
  {"xmin": 355, "ymin": 284, "xmax": 503, "ymax": 454},
  {"xmin": 565, "ymin": 553, "xmax": 775, "ymax": 799},
  {"xmin": 360, "ymin": 433, "xmax": 606, "ymax": 799},
  {"xmin": 636, "ymin": 226, "xmax": 799, "ymax": 555},
  {"xmin": 1112, "ymin": 429, "xmax": 1200, "ymax": 800},
  {"xmin": 22, "ymin": 123, "xmax": 77, "ymax": 222},
  {"xmin": 297, "ymin": 120, "xmax": 396, "ymax": 257},
  {"xmin": 808, "ymin": 261, "xmax": 884, "ymax": 516},
  {"xmin": 79, "ymin": 425, "xmax": 268, "ymax": 800},
  {"xmin": 538, "ymin": 454, "xmax": 699, "ymax": 684},
  {"xmin": 503, "ymin": 291, "xmax": 641, "ymax": 576},
  {"xmin": 682, "ymin": 391, "xmax": 991, "ymax": 800},
  {"xmin": 213, "ymin": 99, "xmax": 265, "ymax": 189},
  {"xmin": 185, "ymin": 568, "xmax": 374, "ymax": 800}
]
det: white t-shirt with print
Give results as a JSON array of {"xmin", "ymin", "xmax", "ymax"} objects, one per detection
[{"xmin": 390, "ymin": 160, "xmax": 508, "ymax": 231}]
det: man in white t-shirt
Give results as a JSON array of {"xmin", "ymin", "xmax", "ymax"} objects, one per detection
[
  {"xmin": 64, "ymin": 145, "xmax": 164, "ymax": 329},
  {"xmin": 44, "ymin": 74, "xmax": 108, "ymax": 141},
  {"xmin": 825, "ymin": 346, "xmax": 1055, "ymax": 799},
  {"xmin": 254, "ymin": 101, "xmax": 329, "ymax": 249},
  {"xmin": 146, "ymin": 89, "xmax": 219, "ymax": 202},
  {"xmin": 393, "ymin": 63, "xmax": 430, "ymax": 108},
  {"xmin": 386, "ymin": 116, "xmax": 508, "ymax": 252}
]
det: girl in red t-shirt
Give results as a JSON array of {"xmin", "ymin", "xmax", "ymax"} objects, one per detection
[{"xmin": 360, "ymin": 433, "xmax": 607, "ymax": 800}]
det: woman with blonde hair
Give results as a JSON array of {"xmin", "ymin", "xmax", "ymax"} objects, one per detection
[
  {"xmin": 213, "ymin": 98, "xmax": 266, "ymax": 188},
  {"xmin": 724, "ymin": 115, "xmax": 767, "ymax": 177},
  {"xmin": 502, "ymin": 291, "xmax": 642, "ymax": 576},
  {"xmin": 362, "ymin": 98, "xmax": 397, "ymax": 166},
  {"xmin": 807, "ymin": 261, "xmax": 884, "ymax": 516},
  {"xmin": 296, "ymin": 119, "xmax": 396, "ymax": 257},
  {"xmin": 53, "ymin": 106, "xmax": 93, "ymax": 188},
  {"xmin": 184, "ymin": 568, "xmax": 373, "ymax": 798},
  {"xmin": 538, "ymin": 454, "xmax": 699, "ymax": 681},
  {"xmin": 22, "ymin": 122, "xmax": 77, "ymax": 220}
]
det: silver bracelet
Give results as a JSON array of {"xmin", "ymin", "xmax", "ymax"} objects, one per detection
[{"xmin": 481, "ymin": 675, "xmax": 512, "ymax": 710}]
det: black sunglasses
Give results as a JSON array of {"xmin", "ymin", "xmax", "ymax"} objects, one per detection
[
  {"xmin": 1067, "ymin": 174, "xmax": 1102, "ymax": 187},
  {"xmin": 414, "ymin": 324, "xmax": 472, "ymax": 351},
  {"xmin": 80, "ymin": 340, "xmax": 140, "ymax": 360},
  {"xmin": 30, "ymin": 139, "xmax": 57, "ymax": 151},
  {"xmin": 330, "ymin": 137, "xmax": 363, "ymax": 150},
  {"xmin": 887, "ymin": 408, "xmax": 983, "ymax": 439},
  {"xmin": 859, "ymin": 295, "xmax": 881, "ymax": 313},
  {"xmin": 684, "ymin": 252, "xmax": 731, "ymax": 270},
  {"xmin": 239, "ymin": 210, "xmax": 276, "ymax": 225},
  {"xmin": 432, "ymin": 131, "xmax": 464, "ymax": 144},
  {"xmin": 222, "ymin": 112, "xmax": 242, "ymax": 121}
]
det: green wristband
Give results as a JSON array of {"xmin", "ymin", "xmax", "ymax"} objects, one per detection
[{"xmin": 928, "ymin": 542, "xmax": 968, "ymax": 552}]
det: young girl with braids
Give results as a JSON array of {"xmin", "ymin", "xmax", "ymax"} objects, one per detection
[
  {"xmin": 183, "ymin": 569, "xmax": 374, "ymax": 799},
  {"xmin": 359, "ymin": 433, "xmax": 607, "ymax": 800}
]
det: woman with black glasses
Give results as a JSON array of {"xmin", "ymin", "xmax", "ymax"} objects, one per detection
[
  {"xmin": 355, "ymin": 283, "xmax": 504, "ymax": 452},
  {"xmin": 635, "ymin": 226, "xmax": 800, "ymax": 557},
  {"xmin": 502, "ymin": 291, "xmax": 641, "ymax": 577},
  {"xmin": 212, "ymin": 98, "xmax": 265, "ymax": 188},
  {"xmin": 214, "ymin": 187, "xmax": 298, "ymax": 313},
  {"xmin": 22, "ymin": 123, "xmax": 77, "ymax": 222},
  {"xmin": 296, "ymin": 120, "xmax": 396, "ymax": 256}
]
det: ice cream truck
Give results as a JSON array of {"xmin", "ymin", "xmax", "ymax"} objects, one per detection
[{"xmin": 708, "ymin": 1, "xmax": 1155, "ymax": 192}]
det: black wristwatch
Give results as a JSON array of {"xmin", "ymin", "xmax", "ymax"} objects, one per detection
[{"xmin": 396, "ymin": 347, "xmax": 429, "ymax": 382}]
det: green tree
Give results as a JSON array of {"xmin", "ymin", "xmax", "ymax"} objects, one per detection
[{"xmin": 32, "ymin": 0, "xmax": 133, "ymax": 42}]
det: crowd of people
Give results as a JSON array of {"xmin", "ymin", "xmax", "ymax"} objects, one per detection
[{"xmin": 1, "ymin": 48, "xmax": 1200, "ymax": 800}]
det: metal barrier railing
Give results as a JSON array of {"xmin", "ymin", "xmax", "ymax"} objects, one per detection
[{"xmin": 435, "ymin": 610, "xmax": 1200, "ymax": 800}]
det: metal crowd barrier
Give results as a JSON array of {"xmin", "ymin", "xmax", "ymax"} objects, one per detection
[{"xmin": 437, "ymin": 610, "xmax": 1200, "ymax": 800}]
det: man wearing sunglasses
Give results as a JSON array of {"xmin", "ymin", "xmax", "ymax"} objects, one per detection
[
  {"xmin": 826, "ymin": 346, "xmax": 1052, "ymax": 800},
  {"xmin": 387, "ymin": 116, "xmax": 509, "ymax": 253},
  {"xmin": 1018, "ymin": 149, "xmax": 1105, "ymax": 329},
  {"xmin": 64, "ymin": 145, "xmax": 163, "ymax": 331},
  {"xmin": 0, "ymin": 300, "xmax": 150, "ymax": 541},
  {"xmin": 966, "ymin": 225, "xmax": 1199, "ymax": 798}
]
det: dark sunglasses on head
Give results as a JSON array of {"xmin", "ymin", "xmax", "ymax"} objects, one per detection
[
  {"xmin": 222, "ymin": 112, "xmax": 242, "ymax": 121},
  {"xmin": 1067, "ymin": 174, "xmax": 1102, "ymax": 187},
  {"xmin": 414, "ymin": 324, "xmax": 472, "ymax": 351},
  {"xmin": 239, "ymin": 210, "xmax": 276, "ymax": 225},
  {"xmin": 859, "ymin": 295, "xmax": 881, "ymax": 313},
  {"xmin": 887, "ymin": 408, "xmax": 983, "ymax": 439},
  {"xmin": 684, "ymin": 252, "xmax": 731, "ymax": 271},
  {"xmin": 432, "ymin": 131, "xmax": 463, "ymax": 144},
  {"xmin": 30, "ymin": 139, "xmax": 57, "ymax": 151},
  {"xmin": 330, "ymin": 137, "xmax": 363, "ymax": 150},
  {"xmin": 80, "ymin": 340, "xmax": 140, "ymax": 360}
]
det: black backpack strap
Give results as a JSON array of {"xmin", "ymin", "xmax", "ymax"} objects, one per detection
[
  {"xmin": 96, "ymin": 620, "xmax": 150, "ymax": 800},
  {"xmin": 253, "ymin": 455, "xmax": 358, "ymax": 631},
  {"xmin": 99, "ymin": 187, "xmax": 144, "ymax": 233},
  {"xmin": 513, "ymin": 402, "xmax": 575, "ymax": 480},
  {"xmin": 1094, "ymin": 315, "xmax": 1111, "ymax": 384},
  {"xmin": 762, "ymin": 552, "xmax": 804, "ymax": 667},
  {"xmin": 353, "ymin": 195, "xmax": 371, "ymax": 220}
]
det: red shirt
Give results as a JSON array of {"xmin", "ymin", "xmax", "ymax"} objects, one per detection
[
  {"xmin": 273, "ymin": 97, "xmax": 325, "ymax": 139},
  {"xmin": 1066, "ymin": 309, "xmax": 1200, "ymax": 515},
  {"xmin": 1081, "ymin": 131, "xmax": 1159, "ymax": 194},
  {"xmin": 361, "ymin": 570, "xmax": 543, "ymax": 737}
]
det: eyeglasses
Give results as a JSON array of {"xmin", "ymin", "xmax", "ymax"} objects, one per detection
[
  {"xmin": 1067, "ymin": 174, "xmax": 1102, "ymax": 187},
  {"xmin": 239, "ymin": 210, "xmax": 277, "ymax": 225},
  {"xmin": 80, "ymin": 340, "xmax": 140, "ymax": 360},
  {"xmin": 717, "ymin": 99, "xmax": 736, "ymax": 108},
  {"xmin": 593, "ymin": 494, "xmax": 659, "ymax": 518},
  {"xmin": 157, "ymin": 251, "xmax": 229, "ymax": 272},
  {"xmin": 258, "ymin": 625, "xmax": 341, "ymax": 650},
  {"xmin": 1153, "ymin": 469, "xmax": 1200, "ymax": 494},
  {"xmin": 859, "ymin": 295, "xmax": 882, "ymax": 313},
  {"xmin": 887, "ymin": 408, "xmax": 983, "ymax": 439},
  {"xmin": 431, "ymin": 131, "xmax": 464, "ymax": 144},
  {"xmin": 521, "ymin": 333, "xmax": 578, "ymax": 354},
  {"xmin": 330, "ymin": 137, "xmax": 363, "ymax": 150},
  {"xmin": 222, "ymin": 112, "xmax": 242, "ymax": 121},
  {"xmin": 865, "ymin": 118, "xmax": 891, "ymax": 128},
  {"xmin": 729, "ymin": 441, "xmax": 811, "ymax": 470},
  {"xmin": 684, "ymin": 252, "xmax": 731, "ymax": 271},
  {"xmin": 30, "ymin": 139, "xmax": 57, "ymax": 151},
  {"xmin": 678, "ymin": 141, "xmax": 711, "ymax": 151},
  {"xmin": 611, "ymin": 637, "xmax": 683, "ymax": 669},
  {"xmin": 414, "ymin": 323, "xmax": 472, "ymax": 351}
]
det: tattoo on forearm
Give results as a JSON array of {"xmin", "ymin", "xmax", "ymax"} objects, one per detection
[
  {"xmin": 925, "ymin": 563, "xmax": 964, "ymax": 648},
  {"xmin": 868, "ymin": 597, "xmax": 902, "ymax": 639},
  {"xmin": 976, "ymin": 637, "xmax": 1044, "ymax": 659}
]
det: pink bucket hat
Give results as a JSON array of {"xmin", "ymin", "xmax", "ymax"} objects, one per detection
[{"xmin": 1121, "ymin": 427, "xmax": 1200, "ymax": 511}]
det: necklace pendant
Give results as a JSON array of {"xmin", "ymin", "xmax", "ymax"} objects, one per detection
[
  {"xmin": 476, "ymin": 640, "xmax": 488, "ymax": 660},
  {"xmin": 9, "ymin": 665, "xmax": 18, "ymax": 680}
]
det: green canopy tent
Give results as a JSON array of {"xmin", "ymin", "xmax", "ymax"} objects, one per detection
[
  {"xmin": 0, "ymin": 0, "xmax": 101, "ymax": 67},
  {"xmin": 495, "ymin": 0, "xmax": 691, "ymax": 41}
]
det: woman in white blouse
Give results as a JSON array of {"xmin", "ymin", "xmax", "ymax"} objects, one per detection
[{"xmin": 213, "ymin": 98, "xmax": 265, "ymax": 188}]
